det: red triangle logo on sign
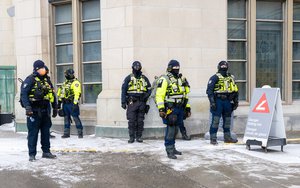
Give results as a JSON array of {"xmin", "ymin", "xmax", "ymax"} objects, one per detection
[{"xmin": 252, "ymin": 93, "xmax": 270, "ymax": 113}]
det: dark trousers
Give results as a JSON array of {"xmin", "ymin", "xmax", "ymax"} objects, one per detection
[
  {"xmin": 126, "ymin": 100, "xmax": 146, "ymax": 138},
  {"xmin": 209, "ymin": 98, "xmax": 233, "ymax": 139},
  {"xmin": 63, "ymin": 103, "xmax": 83, "ymax": 130},
  {"xmin": 162, "ymin": 107, "xmax": 184, "ymax": 147},
  {"xmin": 27, "ymin": 109, "xmax": 52, "ymax": 156}
]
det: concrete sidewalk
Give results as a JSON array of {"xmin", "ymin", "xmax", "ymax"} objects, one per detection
[{"xmin": 0, "ymin": 123, "xmax": 300, "ymax": 188}]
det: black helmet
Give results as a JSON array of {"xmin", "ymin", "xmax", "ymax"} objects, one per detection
[
  {"xmin": 65, "ymin": 68, "xmax": 75, "ymax": 80},
  {"xmin": 167, "ymin": 60, "xmax": 180, "ymax": 72},
  {"xmin": 132, "ymin": 61, "xmax": 142, "ymax": 71},
  {"xmin": 217, "ymin": 61, "xmax": 229, "ymax": 71}
]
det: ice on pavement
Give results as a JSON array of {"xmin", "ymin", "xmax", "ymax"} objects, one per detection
[{"xmin": 1, "ymin": 122, "xmax": 300, "ymax": 186}]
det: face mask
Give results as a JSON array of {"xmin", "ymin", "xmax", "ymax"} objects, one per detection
[
  {"xmin": 37, "ymin": 68, "xmax": 46, "ymax": 76},
  {"xmin": 65, "ymin": 74, "xmax": 75, "ymax": 80},
  {"xmin": 133, "ymin": 70, "xmax": 142, "ymax": 77},
  {"xmin": 218, "ymin": 68, "xmax": 228, "ymax": 76},
  {"xmin": 171, "ymin": 69, "xmax": 180, "ymax": 77}
]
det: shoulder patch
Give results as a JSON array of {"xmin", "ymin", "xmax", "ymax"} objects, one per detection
[
  {"xmin": 23, "ymin": 83, "xmax": 28, "ymax": 88},
  {"xmin": 208, "ymin": 80, "xmax": 212, "ymax": 84},
  {"xmin": 75, "ymin": 83, "xmax": 79, "ymax": 87}
]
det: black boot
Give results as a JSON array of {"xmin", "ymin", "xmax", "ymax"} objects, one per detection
[
  {"xmin": 210, "ymin": 138, "xmax": 218, "ymax": 145},
  {"xmin": 61, "ymin": 128, "xmax": 70, "ymax": 138},
  {"xmin": 182, "ymin": 132, "xmax": 191, "ymax": 140},
  {"xmin": 136, "ymin": 137, "xmax": 143, "ymax": 143},
  {"xmin": 224, "ymin": 132, "xmax": 238, "ymax": 143},
  {"xmin": 167, "ymin": 151, "xmax": 177, "ymax": 159},
  {"xmin": 128, "ymin": 137, "xmax": 135, "ymax": 143},
  {"xmin": 42, "ymin": 152, "xmax": 57, "ymax": 159},
  {"xmin": 166, "ymin": 146, "xmax": 177, "ymax": 159},
  {"xmin": 29, "ymin": 155, "xmax": 36, "ymax": 162},
  {"xmin": 78, "ymin": 129, "xmax": 83, "ymax": 138},
  {"xmin": 174, "ymin": 148, "xmax": 182, "ymax": 155},
  {"xmin": 224, "ymin": 138, "xmax": 238, "ymax": 143}
]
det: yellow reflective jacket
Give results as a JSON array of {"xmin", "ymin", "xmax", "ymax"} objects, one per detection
[
  {"xmin": 214, "ymin": 73, "xmax": 238, "ymax": 93},
  {"xmin": 29, "ymin": 76, "xmax": 54, "ymax": 103},
  {"xmin": 155, "ymin": 72, "xmax": 190, "ymax": 110},
  {"xmin": 57, "ymin": 79, "xmax": 81, "ymax": 104},
  {"xmin": 127, "ymin": 74, "xmax": 148, "ymax": 94}
]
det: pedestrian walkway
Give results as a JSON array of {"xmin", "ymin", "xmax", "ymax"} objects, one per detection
[{"xmin": 0, "ymin": 122, "xmax": 300, "ymax": 188}]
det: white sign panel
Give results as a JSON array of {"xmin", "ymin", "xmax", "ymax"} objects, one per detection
[{"xmin": 243, "ymin": 88, "xmax": 286, "ymax": 147}]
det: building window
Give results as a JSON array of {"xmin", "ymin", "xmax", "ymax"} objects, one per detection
[
  {"xmin": 256, "ymin": 0, "xmax": 283, "ymax": 94},
  {"xmin": 55, "ymin": 3, "xmax": 73, "ymax": 84},
  {"xmin": 227, "ymin": 0, "xmax": 247, "ymax": 100},
  {"xmin": 293, "ymin": 2, "xmax": 300, "ymax": 99},
  {"xmin": 227, "ymin": 0, "xmax": 300, "ymax": 102},
  {"xmin": 81, "ymin": 0, "xmax": 102, "ymax": 103},
  {"xmin": 53, "ymin": 0, "xmax": 102, "ymax": 104}
]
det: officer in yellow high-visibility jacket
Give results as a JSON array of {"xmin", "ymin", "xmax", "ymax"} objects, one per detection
[
  {"xmin": 156, "ymin": 60, "xmax": 191, "ymax": 159},
  {"xmin": 206, "ymin": 61, "xmax": 239, "ymax": 145},
  {"xmin": 57, "ymin": 69, "xmax": 83, "ymax": 138}
]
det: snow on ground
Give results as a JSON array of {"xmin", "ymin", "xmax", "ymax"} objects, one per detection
[{"xmin": 1, "ymin": 122, "xmax": 300, "ymax": 187}]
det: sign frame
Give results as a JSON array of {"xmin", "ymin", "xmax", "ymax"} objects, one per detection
[{"xmin": 243, "ymin": 88, "xmax": 286, "ymax": 152}]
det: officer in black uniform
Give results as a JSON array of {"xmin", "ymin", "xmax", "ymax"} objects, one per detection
[
  {"xmin": 20, "ymin": 60, "xmax": 57, "ymax": 161},
  {"xmin": 121, "ymin": 61, "xmax": 151, "ymax": 143},
  {"xmin": 206, "ymin": 61, "xmax": 239, "ymax": 145}
]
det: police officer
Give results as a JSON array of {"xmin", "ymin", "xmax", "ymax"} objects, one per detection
[
  {"xmin": 57, "ymin": 69, "xmax": 83, "ymax": 138},
  {"xmin": 206, "ymin": 61, "xmax": 239, "ymax": 145},
  {"xmin": 20, "ymin": 60, "xmax": 57, "ymax": 161},
  {"xmin": 156, "ymin": 60, "xmax": 191, "ymax": 159},
  {"xmin": 121, "ymin": 61, "xmax": 151, "ymax": 143}
]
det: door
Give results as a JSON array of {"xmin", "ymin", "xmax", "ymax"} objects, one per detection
[{"xmin": 0, "ymin": 67, "xmax": 16, "ymax": 113}]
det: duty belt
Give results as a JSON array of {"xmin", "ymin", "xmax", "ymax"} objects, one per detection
[
  {"xmin": 216, "ymin": 94, "xmax": 229, "ymax": 100},
  {"xmin": 63, "ymin": 98, "xmax": 73, "ymax": 103},
  {"xmin": 127, "ymin": 96, "xmax": 143, "ymax": 102}
]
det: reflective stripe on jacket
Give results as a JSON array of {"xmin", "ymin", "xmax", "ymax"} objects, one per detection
[
  {"xmin": 214, "ymin": 73, "xmax": 238, "ymax": 93},
  {"xmin": 127, "ymin": 74, "xmax": 148, "ymax": 94},
  {"xmin": 29, "ymin": 76, "xmax": 54, "ymax": 103},
  {"xmin": 57, "ymin": 79, "xmax": 81, "ymax": 104},
  {"xmin": 155, "ymin": 72, "xmax": 190, "ymax": 109}
]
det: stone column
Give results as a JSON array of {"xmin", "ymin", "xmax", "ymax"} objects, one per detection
[
  {"xmin": 96, "ymin": 0, "xmax": 227, "ymax": 138},
  {"xmin": 13, "ymin": 0, "xmax": 50, "ymax": 131}
]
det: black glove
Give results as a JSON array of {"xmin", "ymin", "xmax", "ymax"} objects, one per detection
[
  {"xmin": 58, "ymin": 109, "xmax": 65, "ymax": 117},
  {"xmin": 232, "ymin": 102, "xmax": 239, "ymax": 111},
  {"xmin": 52, "ymin": 108, "xmax": 58, "ymax": 118},
  {"xmin": 121, "ymin": 103, "xmax": 127, "ymax": 110},
  {"xmin": 159, "ymin": 108, "xmax": 166, "ymax": 118},
  {"xmin": 145, "ymin": 105, "xmax": 150, "ymax": 114},
  {"xmin": 57, "ymin": 101, "xmax": 62, "ymax": 109},
  {"xmin": 25, "ymin": 106, "xmax": 33, "ymax": 116},
  {"xmin": 184, "ymin": 107, "xmax": 191, "ymax": 119},
  {"xmin": 72, "ymin": 103, "xmax": 79, "ymax": 112},
  {"xmin": 210, "ymin": 102, "xmax": 217, "ymax": 111}
]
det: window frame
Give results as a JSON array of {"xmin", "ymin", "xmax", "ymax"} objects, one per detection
[
  {"xmin": 227, "ymin": 0, "xmax": 248, "ymax": 101},
  {"xmin": 50, "ymin": 0, "xmax": 102, "ymax": 104},
  {"xmin": 227, "ymin": 0, "xmax": 295, "ymax": 104}
]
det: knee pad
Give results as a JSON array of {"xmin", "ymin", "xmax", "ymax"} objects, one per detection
[
  {"xmin": 223, "ymin": 112, "xmax": 231, "ymax": 129},
  {"xmin": 166, "ymin": 126, "xmax": 176, "ymax": 140},
  {"xmin": 212, "ymin": 116, "xmax": 220, "ymax": 128},
  {"xmin": 223, "ymin": 117, "xmax": 231, "ymax": 129}
]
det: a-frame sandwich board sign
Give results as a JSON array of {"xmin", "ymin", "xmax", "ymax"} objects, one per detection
[{"xmin": 243, "ymin": 88, "xmax": 286, "ymax": 152}]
